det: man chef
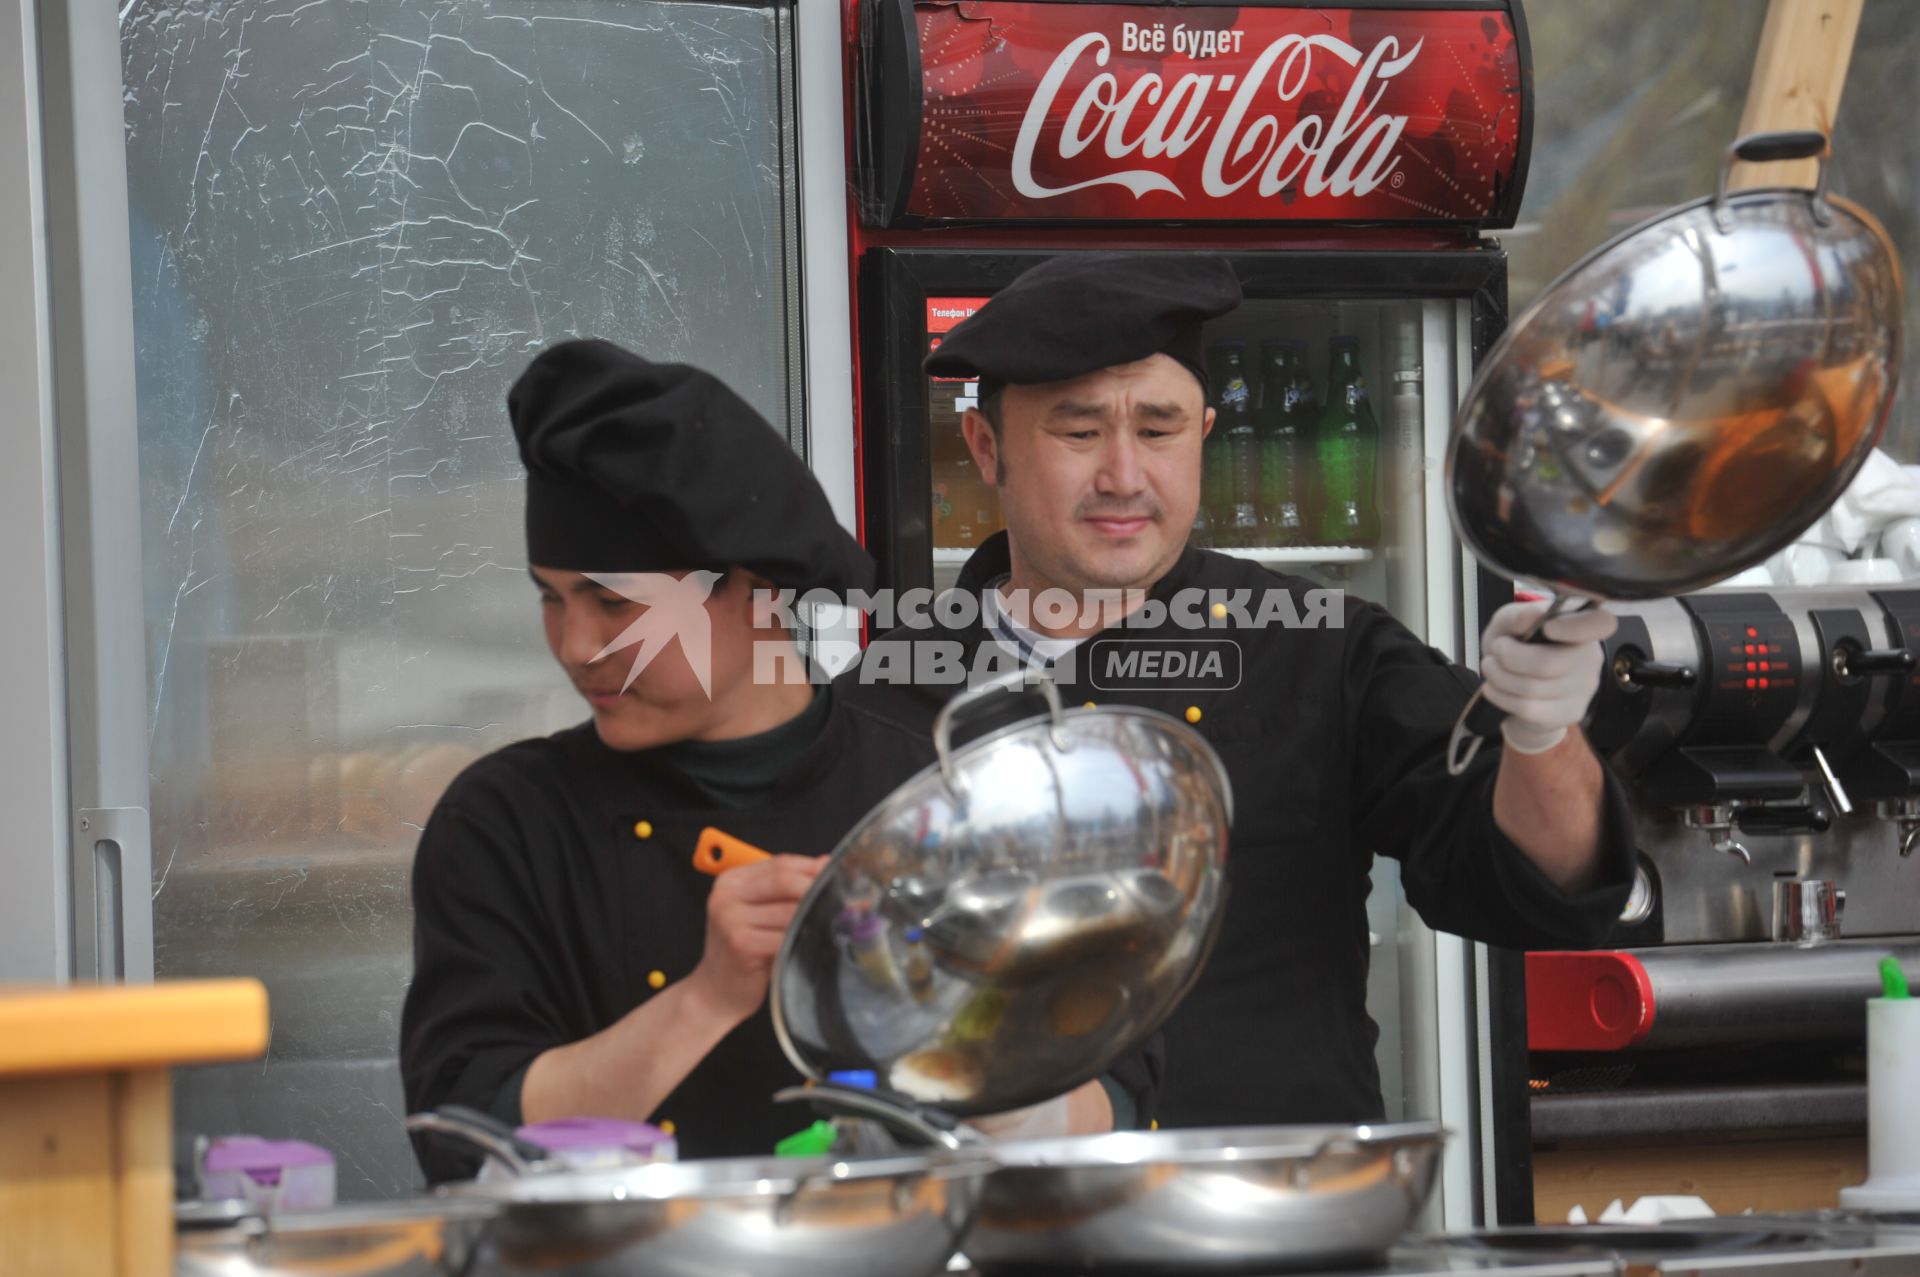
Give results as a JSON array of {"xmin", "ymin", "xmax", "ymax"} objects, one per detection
[
  {"xmin": 839, "ymin": 254, "xmax": 1636, "ymax": 1130},
  {"xmin": 400, "ymin": 340, "xmax": 1125, "ymax": 1182}
]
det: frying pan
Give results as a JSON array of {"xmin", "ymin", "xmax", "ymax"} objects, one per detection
[
  {"xmin": 961, "ymin": 1122, "xmax": 1446, "ymax": 1273},
  {"xmin": 1445, "ymin": 130, "xmax": 1905, "ymax": 771}
]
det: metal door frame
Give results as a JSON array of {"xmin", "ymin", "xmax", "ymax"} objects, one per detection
[
  {"xmin": 791, "ymin": 0, "xmax": 863, "ymax": 669},
  {"xmin": 0, "ymin": 0, "xmax": 153, "ymax": 985},
  {"xmin": 0, "ymin": 0, "xmax": 73, "ymax": 984}
]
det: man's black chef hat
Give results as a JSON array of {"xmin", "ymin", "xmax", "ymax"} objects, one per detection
[
  {"xmin": 509, "ymin": 339, "xmax": 873, "ymax": 595},
  {"xmin": 924, "ymin": 253, "xmax": 1242, "ymax": 399}
]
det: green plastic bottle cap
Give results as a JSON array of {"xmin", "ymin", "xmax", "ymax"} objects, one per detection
[
  {"xmin": 1880, "ymin": 956, "xmax": 1911, "ymax": 1001},
  {"xmin": 774, "ymin": 1120, "xmax": 838, "ymax": 1158}
]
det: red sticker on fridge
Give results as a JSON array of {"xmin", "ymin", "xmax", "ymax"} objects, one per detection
[
  {"xmin": 927, "ymin": 296, "xmax": 993, "ymax": 380},
  {"xmin": 927, "ymin": 298, "xmax": 992, "ymax": 334},
  {"xmin": 859, "ymin": 1, "xmax": 1528, "ymax": 227}
]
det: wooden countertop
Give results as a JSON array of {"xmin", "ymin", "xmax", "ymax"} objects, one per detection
[{"xmin": 0, "ymin": 979, "xmax": 269, "ymax": 1076}]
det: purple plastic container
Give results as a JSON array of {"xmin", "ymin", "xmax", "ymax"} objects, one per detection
[
  {"xmin": 516, "ymin": 1117, "xmax": 677, "ymax": 1165},
  {"xmin": 200, "ymin": 1137, "xmax": 336, "ymax": 1212}
]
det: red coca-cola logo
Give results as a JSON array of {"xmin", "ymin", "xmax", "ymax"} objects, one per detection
[
  {"xmin": 1013, "ymin": 30, "xmax": 1421, "ymax": 202},
  {"xmin": 879, "ymin": 3, "xmax": 1525, "ymax": 226}
]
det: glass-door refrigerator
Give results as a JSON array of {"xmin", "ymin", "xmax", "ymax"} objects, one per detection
[{"xmin": 843, "ymin": 0, "xmax": 1536, "ymax": 1228}]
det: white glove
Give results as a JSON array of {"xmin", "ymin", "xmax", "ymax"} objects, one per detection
[
  {"xmin": 1478, "ymin": 600, "xmax": 1618, "ymax": 755},
  {"xmin": 961, "ymin": 1093, "xmax": 1073, "ymax": 1142}
]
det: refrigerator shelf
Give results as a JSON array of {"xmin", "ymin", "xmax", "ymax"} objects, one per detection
[
  {"xmin": 931, "ymin": 546, "xmax": 1376, "ymax": 566},
  {"xmin": 1217, "ymin": 546, "xmax": 1376, "ymax": 565}
]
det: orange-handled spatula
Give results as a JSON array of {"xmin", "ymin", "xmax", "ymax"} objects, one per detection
[{"xmin": 693, "ymin": 827, "xmax": 774, "ymax": 876}]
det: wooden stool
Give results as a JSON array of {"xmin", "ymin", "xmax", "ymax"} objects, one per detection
[{"xmin": 0, "ymin": 980, "xmax": 269, "ymax": 1277}]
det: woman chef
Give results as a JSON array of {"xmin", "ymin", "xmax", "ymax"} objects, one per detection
[{"xmin": 400, "ymin": 340, "xmax": 1126, "ymax": 1183}]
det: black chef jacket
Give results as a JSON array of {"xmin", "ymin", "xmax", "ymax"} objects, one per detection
[
  {"xmin": 400, "ymin": 690, "xmax": 937, "ymax": 1183},
  {"xmin": 836, "ymin": 534, "xmax": 1635, "ymax": 1130}
]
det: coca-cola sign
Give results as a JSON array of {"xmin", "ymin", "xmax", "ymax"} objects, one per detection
[{"xmin": 856, "ymin": 1, "xmax": 1529, "ymax": 226}]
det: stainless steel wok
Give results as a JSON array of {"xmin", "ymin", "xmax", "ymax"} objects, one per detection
[
  {"xmin": 1450, "ymin": 129, "xmax": 1902, "ymax": 598},
  {"xmin": 464, "ymin": 1153, "xmax": 989, "ymax": 1277},
  {"xmin": 405, "ymin": 1107, "xmax": 992, "ymax": 1277},
  {"xmin": 960, "ymin": 1122, "xmax": 1447, "ymax": 1272},
  {"xmin": 1446, "ymin": 129, "xmax": 1904, "ymax": 766},
  {"xmin": 772, "ymin": 671, "xmax": 1233, "ymax": 1117}
]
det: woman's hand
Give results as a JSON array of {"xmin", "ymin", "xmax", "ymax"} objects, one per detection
[{"xmin": 684, "ymin": 855, "xmax": 824, "ymax": 1024}]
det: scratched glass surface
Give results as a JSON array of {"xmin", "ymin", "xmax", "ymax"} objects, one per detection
[{"xmin": 123, "ymin": 0, "xmax": 796, "ymax": 1198}]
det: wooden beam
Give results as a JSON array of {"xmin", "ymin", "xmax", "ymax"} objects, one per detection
[
  {"xmin": 0, "ymin": 980, "xmax": 268, "ymax": 1078},
  {"xmin": 0, "ymin": 983, "xmax": 267, "ymax": 1276},
  {"xmin": 1729, "ymin": 0, "xmax": 1865, "ymax": 191}
]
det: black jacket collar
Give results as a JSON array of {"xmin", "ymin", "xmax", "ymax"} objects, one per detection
[{"xmin": 949, "ymin": 531, "xmax": 1206, "ymax": 640}]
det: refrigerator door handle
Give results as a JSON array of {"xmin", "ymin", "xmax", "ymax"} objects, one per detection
[{"xmin": 79, "ymin": 806, "xmax": 153, "ymax": 983}]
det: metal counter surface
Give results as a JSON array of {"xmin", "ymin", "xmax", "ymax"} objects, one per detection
[
  {"xmin": 171, "ymin": 1211, "xmax": 1920, "ymax": 1275},
  {"xmin": 943, "ymin": 1245, "xmax": 1617, "ymax": 1276},
  {"xmin": 946, "ymin": 1241, "xmax": 1617, "ymax": 1276},
  {"xmin": 945, "ymin": 1215, "xmax": 1920, "ymax": 1276}
]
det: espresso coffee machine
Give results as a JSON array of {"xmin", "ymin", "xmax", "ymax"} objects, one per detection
[
  {"xmin": 1518, "ymin": 584, "xmax": 1920, "ymax": 1222},
  {"xmin": 1584, "ymin": 586, "xmax": 1920, "ymax": 941}
]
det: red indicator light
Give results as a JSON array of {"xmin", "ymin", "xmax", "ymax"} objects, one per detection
[
  {"xmin": 1747, "ymin": 627, "xmax": 1759, "ymax": 638},
  {"xmin": 1746, "ymin": 678, "xmax": 1758, "ymax": 689},
  {"xmin": 1759, "ymin": 644, "xmax": 1770, "ymax": 655},
  {"xmin": 1745, "ymin": 645, "xmax": 1756, "ymax": 655},
  {"xmin": 1746, "ymin": 662, "xmax": 1757, "ymax": 672},
  {"xmin": 1759, "ymin": 678, "xmax": 1770, "ymax": 689}
]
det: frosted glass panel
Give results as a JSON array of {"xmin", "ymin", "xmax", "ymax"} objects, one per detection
[{"xmin": 122, "ymin": 0, "xmax": 797, "ymax": 1199}]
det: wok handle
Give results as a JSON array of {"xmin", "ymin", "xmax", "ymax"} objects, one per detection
[
  {"xmin": 1732, "ymin": 130, "xmax": 1828, "ymax": 165},
  {"xmin": 694, "ymin": 826, "xmax": 774, "ymax": 876},
  {"xmin": 1446, "ymin": 687, "xmax": 1505, "ymax": 776},
  {"xmin": 404, "ymin": 1105, "xmax": 549, "ymax": 1176},
  {"xmin": 1715, "ymin": 130, "xmax": 1831, "ymax": 225},
  {"xmin": 771, "ymin": 1082, "xmax": 974, "ymax": 1151},
  {"xmin": 933, "ymin": 668, "xmax": 1067, "ymax": 792},
  {"xmin": 1446, "ymin": 595, "xmax": 1580, "ymax": 777}
]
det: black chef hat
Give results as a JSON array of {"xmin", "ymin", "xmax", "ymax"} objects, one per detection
[
  {"xmin": 924, "ymin": 253, "xmax": 1242, "ymax": 398},
  {"xmin": 508, "ymin": 340, "xmax": 873, "ymax": 595}
]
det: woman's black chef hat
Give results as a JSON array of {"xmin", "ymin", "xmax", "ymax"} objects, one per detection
[{"xmin": 509, "ymin": 339, "xmax": 872, "ymax": 595}]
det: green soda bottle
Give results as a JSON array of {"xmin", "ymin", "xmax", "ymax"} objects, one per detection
[
  {"xmin": 1255, "ymin": 337, "xmax": 1313, "ymax": 547},
  {"xmin": 1206, "ymin": 339, "xmax": 1260, "ymax": 548},
  {"xmin": 1315, "ymin": 336, "xmax": 1381, "ymax": 546}
]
